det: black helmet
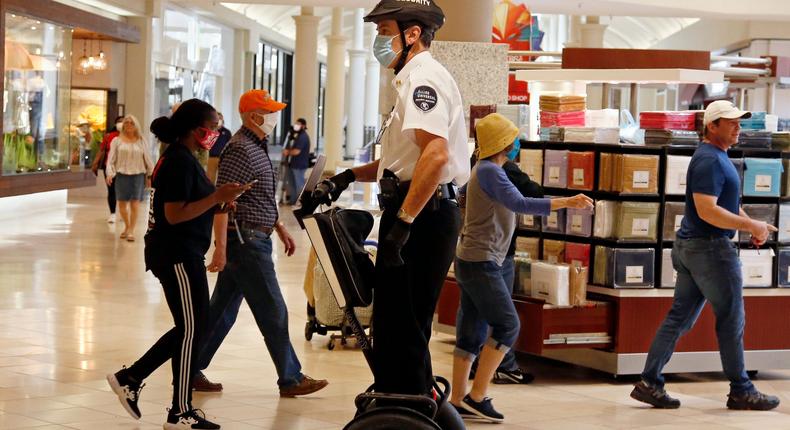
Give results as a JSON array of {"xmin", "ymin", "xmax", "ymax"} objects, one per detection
[{"xmin": 363, "ymin": 0, "xmax": 445, "ymax": 31}]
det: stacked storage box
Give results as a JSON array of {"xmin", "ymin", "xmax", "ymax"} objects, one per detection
[
  {"xmin": 783, "ymin": 159, "xmax": 790, "ymax": 197},
  {"xmin": 738, "ymin": 130, "xmax": 772, "ymax": 148},
  {"xmin": 593, "ymin": 200, "xmax": 618, "ymax": 239},
  {"xmin": 531, "ymin": 262, "xmax": 570, "ymax": 306},
  {"xmin": 514, "ymin": 252, "xmax": 532, "ymax": 295},
  {"xmin": 778, "ymin": 247, "xmax": 790, "ymax": 287},
  {"xmin": 540, "ymin": 95, "xmax": 586, "ymax": 128},
  {"xmin": 542, "ymin": 207, "xmax": 566, "ymax": 234},
  {"xmin": 566, "ymin": 207, "xmax": 593, "ymax": 237},
  {"xmin": 497, "ymin": 104, "xmax": 529, "ymax": 140},
  {"xmin": 519, "ymin": 149, "xmax": 544, "ymax": 185},
  {"xmin": 563, "ymin": 127, "xmax": 620, "ymax": 144},
  {"xmin": 743, "ymin": 158, "xmax": 783, "ymax": 197},
  {"xmin": 663, "ymin": 202, "xmax": 685, "ymax": 241},
  {"xmin": 644, "ymin": 130, "xmax": 700, "ymax": 146},
  {"xmin": 740, "ymin": 204, "xmax": 778, "ymax": 243},
  {"xmin": 599, "ymin": 153, "xmax": 660, "ymax": 194},
  {"xmin": 543, "ymin": 150, "xmax": 569, "ymax": 188},
  {"xmin": 740, "ymin": 111, "xmax": 767, "ymax": 130},
  {"xmin": 593, "ymin": 246, "xmax": 656, "ymax": 289},
  {"xmin": 740, "ymin": 249, "xmax": 775, "ymax": 288},
  {"xmin": 639, "ymin": 111, "xmax": 697, "ymax": 131},
  {"xmin": 616, "ymin": 202, "xmax": 661, "ymax": 242},
  {"xmin": 543, "ymin": 239, "xmax": 566, "ymax": 264},
  {"xmin": 772, "ymin": 132, "xmax": 790, "ymax": 151},
  {"xmin": 516, "ymin": 237, "xmax": 540, "ymax": 260},
  {"xmin": 585, "ymin": 109, "xmax": 619, "ymax": 128},
  {"xmin": 539, "ymin": 127, "xmax": 564, "ymax": 143},
  {"xmin": 566, "ymin": 151, "xmax": 595, "ymax": 191},
  {"xmin": 779, "ymin": 204, "xmax": 790, "ymax": 243},
  {"xmin": 565, "ymin": 242, "xmax": 591, "ymax": 269},
  {"xmin": 519, "ymin": 214, "xmax": 541, "ymax": 231},
  {"xmin": 661, "ymin": 248, "xmax": 676, "ymax": 288},
  {"xmin": 665, "ymin": 155, "xmax": 692, "ymax": 195}
]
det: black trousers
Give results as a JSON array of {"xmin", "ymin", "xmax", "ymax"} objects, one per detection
[
  {"xmin": 127, "ymin": 260, "xmax": 209, "ymax": 414},
  {"xmin": 373, "ymin": 199, "xmax": 461, "ymax": 395},
  {"xmin": 102, "ymin": 169, "xmax": 116, "ymax": 214}
]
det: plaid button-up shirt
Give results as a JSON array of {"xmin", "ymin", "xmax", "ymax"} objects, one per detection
[{"xmin": 217, "ymin": 126, "xmax": 278, "ymax": 227}]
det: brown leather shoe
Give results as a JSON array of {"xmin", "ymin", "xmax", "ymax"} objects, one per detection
[
  {"xmin": 279, "ymin": 375, "xmax": 328, "ymax": 398},
  {"xmin": 192, "ymin": 371, "xmax": 223, "ymax": 392}
]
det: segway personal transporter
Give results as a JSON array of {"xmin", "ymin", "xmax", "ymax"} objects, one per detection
[{"xmin": 293, "ymin": 156, "xmax": 464, "ymax": 430}]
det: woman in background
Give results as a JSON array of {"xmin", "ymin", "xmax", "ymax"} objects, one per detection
[
  {"xmin": 92, "ymin": 115, "xmax": 124, "ymax": 223},
  {"xmin": 106, "ymin": 115, "xmax": 154, "ymax": 242}
]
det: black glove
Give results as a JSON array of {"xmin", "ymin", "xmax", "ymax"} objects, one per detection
[
  {"xmin": 377, "ymin": 219, "xmax": 411, "ymax": 268},
  {"xmin": 314, "ymin": 169, "xmax": 356, "ymax": 203}
]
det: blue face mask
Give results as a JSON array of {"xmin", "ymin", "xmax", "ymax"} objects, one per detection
[
  {"xmin": 373, "ymin": 34, "xmax": 402, "ymax": 68},
  {"xmin": 507, "ymin": 137, "xmax": 521, "ymax": 161}
]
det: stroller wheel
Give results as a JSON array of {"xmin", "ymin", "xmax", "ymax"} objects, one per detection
[{"xmin": 304, "ymin": 322, "xmax": 314, "ymax": 341}]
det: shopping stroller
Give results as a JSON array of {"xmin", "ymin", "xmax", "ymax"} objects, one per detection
[{"xmin": 293, "ymin": 156, "xmax": 464, "ymax": 430}]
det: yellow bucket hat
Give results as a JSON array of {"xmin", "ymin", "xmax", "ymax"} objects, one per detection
[{"xmin": 475, "ymin": 113, "xmax": 519, "ymax": 160}]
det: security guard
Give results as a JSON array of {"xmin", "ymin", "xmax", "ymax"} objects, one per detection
[{"xmin": 319, "ymin": 0, "xmax": 469, "ymax": 397}]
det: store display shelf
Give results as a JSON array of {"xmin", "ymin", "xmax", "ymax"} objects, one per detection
[
  {"xmin": 541, "ymin": 187, "xmax": 662, "ymax": 202},
  {"xmin": 524, "ymin": 140, "xmax": 666, "ymax": 154},
  {"xmin": 515, "ymin": 68, "xmax": 724, "ymax": 85},
  {"xmin": 587, "ymin": 285, "xmax": 790, "ymax": 298}
]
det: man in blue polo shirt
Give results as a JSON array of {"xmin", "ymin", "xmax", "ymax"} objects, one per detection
[{"xmin": 631, "ymin": 101, "xmax": 780, "ymax": 411}]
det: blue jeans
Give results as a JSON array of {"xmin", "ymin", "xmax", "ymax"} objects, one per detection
[
  {"xmin": 641, "ymin": 237, "xmax": 754, "ymax": 395},
  {"xmin": 286, "ymin": 167, "xmax": 306, "ymax": 204},
  {"xmin": 196, "ymin": 231, "xmax": 303, "ymax": 388},
  {"xmin": 454, "ymin": 258, "xmax": 521, "ymax": 359}
]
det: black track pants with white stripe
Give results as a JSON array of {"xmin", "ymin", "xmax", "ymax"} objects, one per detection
[{"xmin": 126, "ymin": 260, "xmax": 209, "ymax": 414}]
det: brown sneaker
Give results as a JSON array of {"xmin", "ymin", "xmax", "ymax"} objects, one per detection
[
  {"xmin": 192, "ymin": 371, "xmax": 223, "ymax": 392},
  {"xmin": 279, "ymin": 375, "xmax": 328, "ymax": 398}
]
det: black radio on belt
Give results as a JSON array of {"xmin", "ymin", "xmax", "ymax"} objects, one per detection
[{"xmin": 378, "ymin": 169, "xmax": 400, "ymax": 211}]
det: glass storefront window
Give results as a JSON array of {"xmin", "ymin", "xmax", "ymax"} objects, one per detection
[
  {"xmin": 3, "ymin": 13, "xmax": 72, "ymax": 175},
  {"xmin": 70, "ymin": 89, "xmax": 107, "ymax": 166}
]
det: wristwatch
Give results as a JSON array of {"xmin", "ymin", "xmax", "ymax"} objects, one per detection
[{"xmin": 397, "ymin": 208, "xmax": 415, "ymax": 224}]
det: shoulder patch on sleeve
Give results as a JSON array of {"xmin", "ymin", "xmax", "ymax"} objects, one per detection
[{"xmin": 412, "ymin": 85, "xmax": 438, "ymax": 113}]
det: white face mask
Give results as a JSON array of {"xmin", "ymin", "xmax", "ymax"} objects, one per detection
[
  {"xmin": 116, "ymin": 122, "xmax": 123, "ymax": 131},
  {"xmin": 255, "ymin": 112, "xmax": 279, "ymax": 136},
  {"xmin": 292, "ymin": 124, "xmax": 302, "ymax": 132}
]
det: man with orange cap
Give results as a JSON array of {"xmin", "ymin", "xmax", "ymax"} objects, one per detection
[{"xmin": 193, "ymin": 89, "xmax": 328, "ymax": 397}]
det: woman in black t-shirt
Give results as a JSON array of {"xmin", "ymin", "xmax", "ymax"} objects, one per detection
[{"xmin": 107, "ymin": 99, "xmax": 247, "ymax": 430}]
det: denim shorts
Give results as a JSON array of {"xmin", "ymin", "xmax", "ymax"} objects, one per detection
[
  {"xmin": 454, "ymin": 258, "xmax": 520, "ymax": 359},
  {"xmin": 115, "ymin": 173, "xmax": 146, "ymax": 201}
]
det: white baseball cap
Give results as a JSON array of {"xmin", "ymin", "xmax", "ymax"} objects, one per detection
[{"xmin": 703, "ymin": 100, "xmax": 751, "ymax": 126}]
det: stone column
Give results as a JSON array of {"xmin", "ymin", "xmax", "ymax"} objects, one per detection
[
  {"xmin": 125, "ymin": 15, "xmax": 154, "ymax": 144},
  {"xmin": 364, "ymin": 24, "xmax": 381, "ymax": 134},
  {"xmin": 346, "ymin": 8, "xmax": 366, "ymax": 158},
  {"xmin": 292, "ymin": 7, "xmax": 320, "ymax": 145},
  {"xmin": 324, "ymin": 7, "xmax": 348, "ymax": 171}
]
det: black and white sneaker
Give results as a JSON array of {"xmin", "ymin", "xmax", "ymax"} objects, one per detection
[
  {"xmin": 493, "ymin": 368, "xmax": 535, "ymax": 385},
  {"xmin": 164, "ymin": 409, "xmax": 220, "ymax": 429},
  {"xmin": 107, "ymin": 368, "xmax": 144, "ymax": 419},
  {"xmin": 727, "ymin": 390, "xmax": 780, "ymax": 411},
  {"xmin": 461, "ymin": 394, "xmax": 504, "ymax": 423},
  {"xmin": 451, "ymin": 402, "xmax": 482, "ymax": 421},
  {"xmin": 630, "ymin": 381, "xmax": 680, "ymax": 409}
]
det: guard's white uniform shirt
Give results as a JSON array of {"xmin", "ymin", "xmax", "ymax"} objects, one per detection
[{"xmin": 377, "ymin": 51, "xmax": 470, "ymax": 186}]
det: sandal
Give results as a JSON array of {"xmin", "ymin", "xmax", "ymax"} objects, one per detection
[
  {"xmin": 120, "ymin": 232, "xmax": 128, "ymax": 239},
  {"xmin": 126, "ymin": 235, "xmax": 135, "ymax": 242}
]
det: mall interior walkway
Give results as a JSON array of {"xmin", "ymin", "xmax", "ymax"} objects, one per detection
[{"xmin": 0, "ymin": 179, "xmax": 789, "ymax": 429}]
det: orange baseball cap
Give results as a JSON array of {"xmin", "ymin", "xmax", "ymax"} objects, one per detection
[{"xmin": 239, "ymin": 89, "xmax": 287, "ymax": 114}]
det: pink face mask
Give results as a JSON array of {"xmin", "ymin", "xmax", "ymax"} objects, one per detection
[{"xmin": 195, "ymin": 127, "xmax": 220, "ymax": 150}]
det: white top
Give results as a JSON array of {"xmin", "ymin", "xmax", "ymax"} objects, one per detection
[
  {"xmin": 106, "ymin": 136, "xmax": 154, "ymax": 178},
  {"xmin": 377, "ymin": 51, "xmax": 470, "ymax": 185}
]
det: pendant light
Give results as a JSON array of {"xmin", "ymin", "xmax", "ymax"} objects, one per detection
[
  {"xmin": 87, "ymin": 39, "xmax": 96, "ymax": 70},
  {"xmin": 94, "ymin": 40, "xmax": 107, "ymax": 71},
  {"xmin": 76, "ymin": 39, "xmax": 91, "ymax": 75}
]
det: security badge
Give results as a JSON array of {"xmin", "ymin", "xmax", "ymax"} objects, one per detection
[{"xmin": 413, "ymin": 85, "xmax": 438, "ymax": 113}]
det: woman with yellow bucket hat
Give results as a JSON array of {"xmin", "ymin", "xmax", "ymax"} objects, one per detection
[{"xmin": 450, "ymin": 113, "xmax": 593, "ymax": 423}]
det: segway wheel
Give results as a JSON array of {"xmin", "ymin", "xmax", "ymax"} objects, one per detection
[
  {"xmin": 344, "ymin": 406, "xmax": 441, "ymax": 430},
  {"xmin": 304, "ymin": 322, "xmax": 313, "ymax": 341}
]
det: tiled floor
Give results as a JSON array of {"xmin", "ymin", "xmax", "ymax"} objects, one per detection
[{"xmin": 1, "ymin": 180, "xmax": 789, "ymax": 429}]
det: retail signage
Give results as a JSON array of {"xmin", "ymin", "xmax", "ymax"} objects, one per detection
[{"xmin": 492, "ymin": 0, "xmax": 543, "ymax": 103}]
